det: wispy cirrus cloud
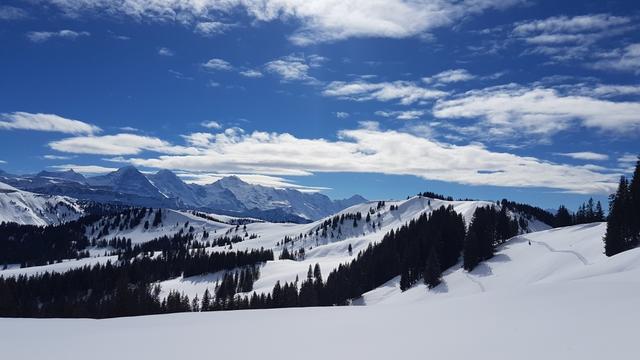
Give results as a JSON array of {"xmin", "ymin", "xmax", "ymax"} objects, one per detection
[
  {"xmin": 375, "ymin": 110, "xmax": 425, "ymax": 120},
  {"xmin": 0, "ymin": 5, "xmax": 28, "ymax": 20},
  {"xmin": 0, "ymin": 112, "xmax": 100, "ymax": 135},
  {"xmin": 511, "ymin": 13, "xmax": 636, "ymax": 63},
  {"xmin": 323, "ymin": 80, "xmax": 447, "ymax": 105},
  {"xmin": 591, "ymin": 43, "xmax": 640, "ymax": 74},
  {"xmin": 556, "ymin": 152, "xmax": 609, "ymax": 161},
  {"xmin": 49, "ymin": 134, "xmax": 199, "ymax": 156},
  {"xmin": 423, "ymin": 69, "xmax": 476, "ymax": 84},
  {"xmin": 26, "ymin": 29, "xmax": 90, "ymax": 42},
  {"xmin": 194, "ymin": 21, "xmax": 233, "ymax": 36},
  {"xmin": 39, "ymin": 0, "xmax": 524, "ymax": 45},
  {"xmin": 432, "ymin": 84, "xmax": 640, "ymax": 140}
]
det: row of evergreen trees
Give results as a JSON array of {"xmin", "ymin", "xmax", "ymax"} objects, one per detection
[
  {"xmin": 0, "ymin": 247, "xmax": 273, "ymax": 318},
  {"xmin": 554, "ymin": 198, "xmax": 605, "ymax": 227},
  {"xmin": 604, "ymin": 157, "xmax": 640, "ymax": 256}
]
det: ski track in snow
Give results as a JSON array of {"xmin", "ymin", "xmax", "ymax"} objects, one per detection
[
  {"xmin": 464, "ymin": 272, "xmax": 486, "ymax": 292},
  {"xmin": 528, "ymin": 239, "xmax": 591, "ymax": 265}
]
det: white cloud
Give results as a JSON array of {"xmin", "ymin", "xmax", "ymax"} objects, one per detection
[
  {"xmin": 158, "ymin": 47, "xmax": 174, "ymax": 56},
  {"xmin": 619, "ymin": 154, "xmax": 638, "ymax": 163},
  {"xmin": 239, "ymin": 69, "xmax": 263, "ymax": 78},
  {"xmin": 0, "ymin": 159, "xmax": 6, "ymax": 164},
  {"xmin": 556, "ymin": 152, "xmax": 609, "ymax": 161},
  {"xmin": 432, "ymin": 84, "xmax": 640, "ymax": 139},
  {"xmin": 591, "ymin": 43, "xmax": 640, "ymax": 74},
  {"xmin": 41, "ymin": 0, "xmax": 523, "ymax": 45},
  {"xmin": 201, "ymin": 120, "xmax": 221, "ymax": 129},
  {"xmin": 26, "ymin": 29, "xmax": 90, "ymax": 42},
  {"xmin": 49, "ymin": 164, "xmax": 118, "ymax": 174},
  {"xmin": 336, "ymin": 112, "xmax": 350, "ymax": 119},
  {"xmin": 194, "ymin": 21, "xmax": 231, "ymax": 36},
  {"xmin": 49, "ymin": 134, "xmax": 198, "ymax": 156},
  {"xmin": 0, "ymin": 112, "xmax": 100, "ymax": 135},
  {"xmin": 569, "ymin": 84, "xmax": 640, "ymax": 98},
  {"xmin": 178, "ymin": 172, "xmax": 329, "ymax": 192},
  {"xmin": 0, "ymin": 6, "xmax": 28, "ymax": 20},
  {"xmin": 168, "ymin": 70, "xmax": 193, "ymax": 80},
  {"xmin": 423, "ymin": 69, "xmax": 475, "ymax": 84},
  {"xmin": 513, "ymin": 14, "xmax": 631, "ymax": 37},
  {"xmin": 113, "ymin": 124, "xmax": 618, "ymax": 194},
  {"xmin": 375, "ymin": 110, "xmax": 425, "ymax": 120},
  {"xmin": 43, "ymin": 154, "xmax": 73, "ymax": 160},
  {"xmin": 202, "ymin": 58, "xmax": 233, "ymax": 71},
  {"xmin": 264, "ymin": 54, "xmax": 323, "ymax": 82},
  {"xmin": 511, "ymin": 14, "xmax": 635, "ymax": 62},
  {"xmin": 323, "ymin": 80, "xmax": 447, "ymax": 105}
]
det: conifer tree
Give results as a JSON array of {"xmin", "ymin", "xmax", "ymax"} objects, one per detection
[
  {"xmin": 605, "ymin": 176, "xmax": 630, "ymax": 256},
  {"xmin": 423, "ymin": 247, "xmax": 441, "ymax": 289}
]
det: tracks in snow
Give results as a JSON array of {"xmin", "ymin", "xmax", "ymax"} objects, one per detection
[
  {"xmin": 464, "ymin": 273, "xmax": 486, "ymax": 292},
  {"xmin": 529, "ymin": 239, "xmax": 591, "ymax": 265}
]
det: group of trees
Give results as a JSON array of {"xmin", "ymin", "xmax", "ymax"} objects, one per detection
[
  {"xmin": 463, "ymin": 205, "xmax": 519, "ymax": 271},
  {"xmin": 0, "ymin": 216, "xmax": 95, "ymax": 267},
  {"xmin": 554, "ymin": 198, "xmax": 605, "ymax": 227},
  {"xmin": 0, "ymin": 247, "xmax": 273, "ymax": 318},
  {"xmin": 417, "ymin": 192, "xmax": 454, "ymax": 201},
  {"xmin": 605, "ymin": 157, "xmax": 640, "ymax": 257},
  {"xmin": 309, "ymin": 206, "xmax": 466, "ymax": 304}
]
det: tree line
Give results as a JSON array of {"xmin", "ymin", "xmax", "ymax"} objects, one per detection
[
  {"xmin": 0, "ymin": 247, "xmax": 273, "ymax": 318},
  {"xmin": 605, "ymin": 157, "xmax": 640, "ymax": 256}
]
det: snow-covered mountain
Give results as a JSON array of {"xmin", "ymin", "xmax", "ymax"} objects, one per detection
[
  {"xmin": 0, "ymin": 166, "xmax": 366, "ymax": 221},
  {"xmin": 86, "ymin": 166, "xmax": 165, "ymax": 199},
  {"xmin": 36, "ymin": 169, "xmax": 87, "ymax": 184},
  {"xmin": 0, "ymin": 181, "xmax": 84, "ymax": 226},
  {"xmin": 202, "ymin": 175, "xmax": 367, "ymax": 220}
]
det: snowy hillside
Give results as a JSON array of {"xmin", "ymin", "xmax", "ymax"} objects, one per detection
[
  {"xmin": 1, "ymin": 195, "xmax": 551, "ymax": 300},
  {"xmin": 358, "ymin": 222, "xmax": 618, "ymax": 305},
  {"xmin": 0, "ymin": 181, "xmax": 83, "ymax": 226},
  {"xmin": 3, "ymin": 221, "xmax": 639, "ymax": 359}
]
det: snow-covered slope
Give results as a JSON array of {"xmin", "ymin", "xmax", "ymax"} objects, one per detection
[
  {"xmin": 359, "ymin": 222, "xmax": 616, "ymax": 305},
  {"xmin": 0, "ymin": 181, "xmax": 83, "ymax": 225},
  {"xmin": 2, "ymin": 224, "xmax": 639, "ymax": 359},
  {"xmin": 2, "ymin": 195, "xmax": 550, "ymax": 299}
]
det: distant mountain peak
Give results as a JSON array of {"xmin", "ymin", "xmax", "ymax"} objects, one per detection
[
  {"xmin": 36, "ymin": 169, "xmax": 86, "ymax": 183},
  {"xmin": 115, "ymin": 165, "xmax": 140, "ymax": 174},
  {"xmin": 215, "ymin": 175, "xmax": 249, "ymax": 187}
]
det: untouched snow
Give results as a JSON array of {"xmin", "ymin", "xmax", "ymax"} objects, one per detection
[
  {"xmin": 0, "ymin": 181, "xmax": 83, "ymax": 225},
  {"xmin": 359, "ymin": 222, "xmax": 615, "ymax": 305},
  {"xmin": 1, "ymin": 278, "xmax": 638, "ymax": 359}
]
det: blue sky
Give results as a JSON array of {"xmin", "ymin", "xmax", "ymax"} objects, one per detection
[{"xmin": 0, "ymin": 0, "xmax": 639, "ymax": 210}]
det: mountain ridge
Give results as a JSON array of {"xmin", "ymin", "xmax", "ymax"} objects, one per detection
[{"xmin": 0, "ymin": 166, "xmax": 366, "ymax": 222}]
